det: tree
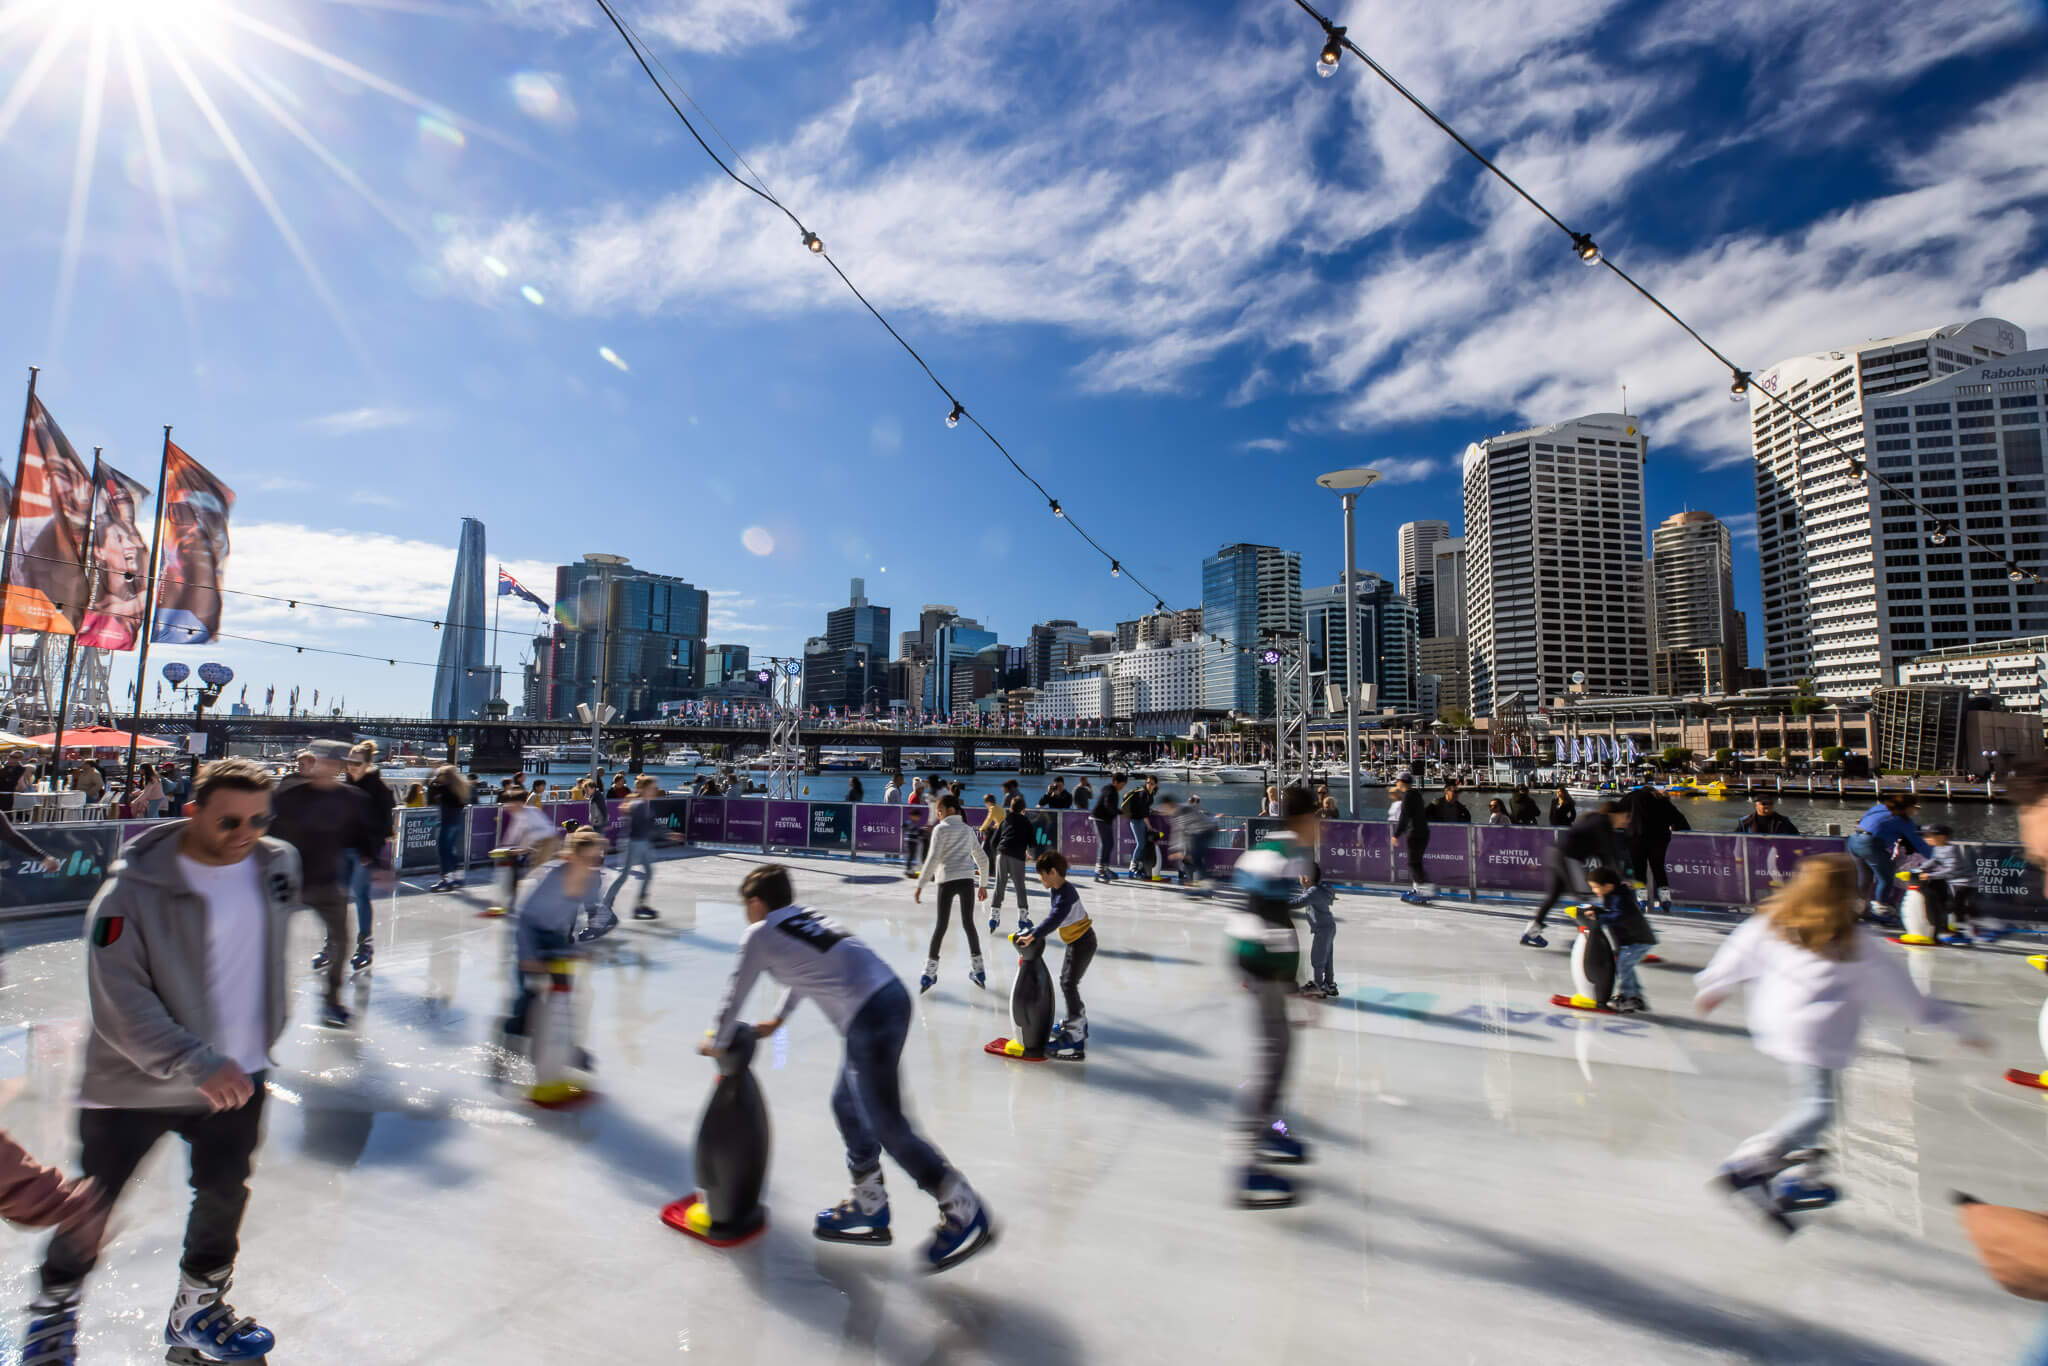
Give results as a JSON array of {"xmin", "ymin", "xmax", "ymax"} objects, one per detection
[
  {"xmin": 1765, "ymin": 747, "xmax": 1785, "ymax": 764},
  {"xmin": 1712, "ymin": 747, "xmax": 1735, "ymax": 767},
  {"xmin": 1819, "ymin": 745, "xmax": 1844, "ymax": 765},
  {"xmin": 1790, "ymin": 675, "xmax": 1823, "ymax": 717},
  {"xmin": 1660, "ymin": 745, "xmax": 1694, "ymax": 770},
  {"xmin": 1437, "ymin": 707, "xmax": 1473, "ymax": 729}
]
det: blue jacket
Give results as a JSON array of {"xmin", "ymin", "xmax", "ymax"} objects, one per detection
[
  {"xmin": 1854, "ymin": 804, "xmax": 1932, "ymax": 860},
  {"xmin": 1588, "ymin": 883, "xmax": 1657, "ymax": 948}
]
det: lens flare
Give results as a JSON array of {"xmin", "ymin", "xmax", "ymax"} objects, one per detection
[
  {"xmin": 742, "ymin": 527, "xmax": 775, "ymax": 556},
  {"xmin": 598, "ymin": 346, "xmax": 628, "ymax": 372},
  {"xmin": 510, "ymin": 71, "xmax": 573, "ymax": 125},
  {"xmin": 417, "ymin": 111, "xmax": 464, "ymax": 148},
  {"xmin": 520, "ymin": 284, "xmax": 544, "ymax": 306},
  {"xmin": 481, "ymin": 255, "xmax": 508, "ymax": 278}
]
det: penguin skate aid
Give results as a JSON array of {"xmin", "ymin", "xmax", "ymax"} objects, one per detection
[
  {"xmin": 986, "ymin": 850, "xmax": 1095, "ymax": 1061},
  {"xmin": 1549, "ymin": 867, "xmax": 1657, "ymax": 1015},
  {"xmin": 1229, "ymin": 787, "xmax": 1320, "ymax": 1210},
  {"xmin": 1694, "ymin": 853, "xmax": 1986, "ymax": 1234},
  {"xmin": 690, "ymin": 864, "xmax": 997, "ymax": 1272}
]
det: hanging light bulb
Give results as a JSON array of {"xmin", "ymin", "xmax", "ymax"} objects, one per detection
[
  {"xmin": 1048, "ymin": 498, "xmax": 1064, "ymax": 518},
  {"xmin": 1728, "ymin": 371, "xmax": 1750, "ymax": 403},
  {"xmin": 288, "ymin": 599, "xmax": 297, "ymax": 609},
  {"xmin": 946, "ymin": 401, "xmax": 964, "ymax": 429},
  {"xmin": 1929, "ymin": 523, "xmax": 1949, "ymax": 545},
  {"xmin": 1316, "ymin": 34, "xmax": 1343, "ymax": 77},
  {"xmin": 433, "ymin": 621, "xmax": 442, "ymax": 630},
  {"xmin": 800, "ymin": 230, "xmax": 824, "ymax": 254},
  {"xmin": 1109, "ymin": 561, "xmax": 1121, "ymax": 578},
  {"xmin": 1571, "ymin": 232, "xmax": 1601, "ymax": 266},
  {"xmin": 1848, "ymin": 459, "xmax": 1867, "ymax": 483},
  {"xmin": 2011, "ymin": 567, "xmax": 2026, "ymax": 582}
]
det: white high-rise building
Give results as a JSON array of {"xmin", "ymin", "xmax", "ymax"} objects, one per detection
[
  {"xmin": 1651, "ymin": 510, "xmax": 1741, "ymax": 693},
  {"xmin": 1397, "ymin": 520, "xmax": 1450, "ymax": 640},
  {"xmin": 1750, "ymin": 317, "xmax": 2026, "ymax": 697},
  {"xmin": 1463, "ymin": 413, "xmax": 1651, "ymax": 715},
  {"xmin": 1109, "ymin": 637, "xmax": 1213, "ymax": 720}
]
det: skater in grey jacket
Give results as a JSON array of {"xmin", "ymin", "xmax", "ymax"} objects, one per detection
[{"xmin": 27, "ymin": 758, "xmax": 300, "ymax": 1366}]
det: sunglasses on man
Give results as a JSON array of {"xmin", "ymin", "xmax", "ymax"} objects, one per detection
[{"xmin": 209, "ymin": 813, "xmax": 273, "ymax": 832}]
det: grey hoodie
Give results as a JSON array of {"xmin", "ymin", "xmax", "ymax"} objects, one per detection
[{"xmin": 78, "ymin": 822, "xmax": 303, "ymax": 1109}]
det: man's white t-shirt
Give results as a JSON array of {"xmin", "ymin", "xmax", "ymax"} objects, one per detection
[{"xmin": 178, "ymin": 854, "xmax": 271, "ymax": 1075}]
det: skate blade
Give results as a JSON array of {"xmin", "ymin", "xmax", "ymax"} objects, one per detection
[
  {"xmin": 813, "ymin": 1225, "xmax": 893, "ymax": 1246},
  {"xmin": 1236, "ymin": 1191, "xmax": 1299, "ymax": 1210},
  {"xmin": 1256, "ymin": 1149, "xmax": 1308, "ymax": 1167},
  {"xmin": 1713, "ymin": 1173, "xmax": 1796, "ymax": 1237},
  {"xmin": 2004, "ymin": 1067, "xmax": 2048, "ymax": 1090},
  {"xmin": 983, "ymin": 1037, "xmax": 1047, "ymax": 1062},
  {"xmin": 168, "ymin": 1351, "xmax": 267, "ymax": 1366},
  {"xmin": 923, "ymin": 1219, "xmax": 998, "ymax": 1275},
  {"xmin": 662, "ymin": 1195, "xmax": 767, "ymax": 1249}
]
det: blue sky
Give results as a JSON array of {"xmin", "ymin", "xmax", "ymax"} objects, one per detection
[{"xmin": 2, "ymin": 0, "xmax": 2046, "ymax": 714}]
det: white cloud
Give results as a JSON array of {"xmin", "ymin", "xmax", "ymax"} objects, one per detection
[
  {"xmin": 1721, "ymin": 511, "xmax": 1760, "ymax": 547},
  {"xmin": 348, "ymin": 491, "xmax": 400, "ymax": 508},
  {"xmin": 485, "ymin": 0, "xmax": 806, "ymax": 54},
  {"xmin": 226, "ymin": 522, "xmax": 557, "ymax": 634},
  {"xmin": 1237, "ymin": 436, "xmax": 1288, "ymax": 454},
  {"xmin": 305, "ymin": 407, "xmax": 417, "ymax": 436},
  {"xmin": 1371, "ymin": 457, "xmax": 1442, "ymax": 486},
  {"xmin": 442, "ymin": 0, "xmax": 2048, "ymax": 468}
]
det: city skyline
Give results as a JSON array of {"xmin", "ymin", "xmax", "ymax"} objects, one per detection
[{"xmin": 2, "ymin": 3, "xmax": 2044, "ymax": 713}]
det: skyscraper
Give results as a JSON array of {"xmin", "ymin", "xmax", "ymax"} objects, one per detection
[
  {"xmin": 926, "ymin": 620, "xmax": 997, "ymax": 714},
  {"xmin": 1027, "ymin": 619, "xmax": 1093, "ymax": 687},
  {"xmin": 1201, "ymin": 543, "xmax": 1302, "ymax": 717},
  {"xmin": 1304, "ymin": 574, "xmax": 1417, "ymax": 714},
  {"xmin": 1398, "ymin": 520, "xmax": 1450, "ymax": 640},
  {"xmin": 547, "ymin": 555, "xmax": 709, "ymax": 721},
  {"xmin": 1750, "ymin": 317, "xmax": 2028, "ymax": 696},
  {"xmin": 809, "ymin": 578, "xmax": 891, "ymax": 712},
  {"xmin": 826, "ymin": 578, "xmax": 891, "ymax": 658},
  {"xmin": 430, "ymin": 517, "xmax": 491, "ymax": 720},
  {"xmin": 1651, "ymin": 511, "xmax": 1741, "ymax": 694},
  {"xmin": 1463, "ymin": 413, "xmax": 1651, "ymax": 715}
]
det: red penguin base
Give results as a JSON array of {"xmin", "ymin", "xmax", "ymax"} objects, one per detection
[
  {"xmin": 662, "ymin": 1193, "xmax": 768, "ymax": 1248},
  {"xmin": 983, "ymin": 1037, "xmax": 1048, "ymax": 1062},
  {"xmin": 1548, "ymin": 993, "xmax": 1615, "ymax": 1013},
  {"xmin": 2004, "ymin": 1068, "xmax": 2048, "ymax": 1091}
]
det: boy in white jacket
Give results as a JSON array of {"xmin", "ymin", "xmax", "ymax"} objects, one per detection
[
  {"xmin": 912, "ymin": 794, "xmax": 989, "ymax": 993},
  {"xmin": 1696, "ymin": 851, "xmax": 1983, "ymax": 1228}
]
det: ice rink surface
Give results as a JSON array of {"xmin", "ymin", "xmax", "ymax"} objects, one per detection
[{"xmin": 1, "ymin": 846, "xmax": 2045, "ymax": 1364}]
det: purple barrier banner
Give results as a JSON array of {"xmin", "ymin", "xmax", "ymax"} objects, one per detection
[
  {"xmin": 119, "ymin": 821, "xmax": 155, "ymax": 848},
  {"xmin": 1320, "ymin": 822, "xmax": 1392, "ymax": 884},
  {"xmin": 1059, "ymin": 812, "xmax": 1098, "ymax": 866},
  {"xmin": 724, "ymin": 799, "xmax": 765, "ymax": 846},
  {"xmin": 469, "ymin": 808, "xmax": 498, "ymax": 860},
  {"xmin": 1202, "ymin": 845, "xmax": 1242, "ymax": 878},
  {"xmin": 1745, "ymin": 835, "xmax": 1848, "ymax": 902},
  {"xmin": 1668, "ymin": 832, "xmax": 1747, "ymax": 905},
  {"xmin": 765, "ymin": 800, "xmax": 809, "ymax": 849},
  {"xmin": 853, "ymin": 804, "xmax": 902, "ymax": 854},
  {"xmin": 1474, "ymin": 826, "xmax": 1557, "ymax": 893},
  {"xmin": 1418, "ymin": 827, "xmax": 1471, "ymax": 890},
  {"xmin": 689, "ymin": 798, "xmax": 726, "ymax": 844}
]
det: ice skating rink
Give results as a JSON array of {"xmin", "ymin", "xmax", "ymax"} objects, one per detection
[{"xmin": 2, "ymin": 848, "xmax": 2045, "ymax": 1364}]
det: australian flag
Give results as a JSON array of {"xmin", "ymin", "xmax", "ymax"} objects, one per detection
[{"xmin": 497, "ymin": 567, "xmax": 549, "ymax": 613}]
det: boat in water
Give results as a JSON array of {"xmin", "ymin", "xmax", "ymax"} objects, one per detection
[{"xmin": 1214, "ymin": 765, "xmax": 1268, "ymax": 784}]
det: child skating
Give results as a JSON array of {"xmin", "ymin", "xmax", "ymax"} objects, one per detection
[
  {"xmin": 1016, "ymin": 852, "xmax": 1095, "ymax": 1059},
  {"xmin": 1583, "ymin": 866, "xmax": 1656, "ymax": 1013},
  {"xmin": 1695, "ymin": 853, "xmax": 1984, "ymax": 1232},
  {"xmin": 703, "ymin": 864, "xmax": 996, "ymax": 1271},
  {"xmin": 1295, "ymin": 860, "xmax": 1338, "ymax": 999},
  {"xmin": 912, "ymin": 793, "xmax": 990, "ymax": 992},
  {"xmin": 1229, "ymin": 786, "xmax": 1319, "ymax": 1208}
]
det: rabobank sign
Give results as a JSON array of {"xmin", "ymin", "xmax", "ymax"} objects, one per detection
[{"xmin": 1978, "ymin": 363, "xmax": 2048, "ymax": 383}]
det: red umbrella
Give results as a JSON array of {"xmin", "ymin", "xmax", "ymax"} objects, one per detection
[{"xmin": 27, "ymin": 727, "xmax": 173, "ymax": 750}]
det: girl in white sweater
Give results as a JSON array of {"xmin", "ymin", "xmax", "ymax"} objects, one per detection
[
  {"xmin": 913, "ymin": 794, "xmax": 989, "ymax": 993},
  {"xmin": 1696, "ymin": 852, "xmax": 1982, "ymax": 1226}
]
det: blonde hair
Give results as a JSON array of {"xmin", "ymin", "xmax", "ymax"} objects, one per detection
[
  {"xmin": 432, "ymin": 764, "xmax": 470, "ymax": 802},
  {"xmin": 350, "ymin": 740, "xmax": 378, "ymax": 761},
  {"xmin": 1761, "ymin": 852, "xmax": 1864, "ymax": 960},
  {"xmin": 564, "ymin": 828, "xmax": 608, "ymax": 860}
]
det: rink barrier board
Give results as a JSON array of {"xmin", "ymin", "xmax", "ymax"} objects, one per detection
[{"xmin": 1, "ymin": 808, "xmax": 2037, "ymax": 922}]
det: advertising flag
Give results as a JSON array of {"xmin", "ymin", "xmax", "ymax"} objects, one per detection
[
  {"xmin": 149, "ymin": 442, "xmax": 234, "ymax": 646},
  {"xmin": 77, "ymin": 462, "xmax": 152, "ymax": 650},
  {"xmin": 4, "ymin": 397, "xmax": 94, "ymax": 633}
]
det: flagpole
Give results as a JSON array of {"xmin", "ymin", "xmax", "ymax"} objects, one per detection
[
  {"xmin": 0, "ymin": 368, "xmax": 40, "ymax": 736},
  {"xmin": 123, "ymin": 427, "xmax": 172, "ymax": 794},
  {"xmin": 51, "ymin": 449, "xmax": 106, "ymax": 787},
  {"xmin": 491, "ymin": 571, "xmax": 501, "ymax": 702}
]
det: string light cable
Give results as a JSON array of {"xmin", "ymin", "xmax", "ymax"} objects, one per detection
[{"xmin": 1288, "ymin": 0, "xmax": 2041, "ymax": 586}]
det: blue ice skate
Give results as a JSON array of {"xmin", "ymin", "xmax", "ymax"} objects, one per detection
[
  {"xmin": 1256, "ymin": 1120, "xmax": 1309, "ymax": 1166},
  {"xmin": 22, "ymin": 1285, "xmax": 79, "ymax": 1366},
  {"xmin": 1772, "ymin": 1176, "xmax": 1841, "ymax": 1213},
  {"xmin": 1237, "ymin": 1165, "xmax": 1296, "ymax": 1209},
  {"xmin": 1938, "ymin": 933, "xmax": 1972, "ymax": 948},
  {"xmin": 165, "ymin": 1268, "xmax": 273, "ymax": 1364},
  {"xmin": 925, "ymin": 1180, "xmax": 996, "ymax": 1273},
  {"xmin": 1519, "ymin": 924, "xmax": 1548, "ymax": 948},
  {"xmin": 815, "ymin": 1198, "xmax": 893, "ymax": 1246}
]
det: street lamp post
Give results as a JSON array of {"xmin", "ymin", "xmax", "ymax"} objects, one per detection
[{"xmin": 1316, "ymin": 467, "xmax": 1382, "ymax": 817}]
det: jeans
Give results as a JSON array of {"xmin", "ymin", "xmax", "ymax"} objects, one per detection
[
  {"xmin": 506, "ymin": 928, "xmax": 573, "ymax": 1038},
  {"xmin": 604, "ymin": 837, "xmax": 654, "ymax": 909},
  {"xmin": 903, "ymin": 826, "xmax": 927, "ymax": 873},
  {"xmin": 991, "ymin": 855, "xmax": 1030, "ymax": 910},
  {"xmin": 1846, "ymin": 831, "xmax": 1897, "ymax": 910},
  {"xmin": 831, "ymin": 981, "xmax": 950, "ymax": 1193},
  {"xmin": 1305, "ymin": 901, "xmax": 1336, "ymax": 987},
  {"xmin": 1125, "ymin": 817, "xmax": 1151, "ymax": 877},
  {"xmin": 1241, "ymin": 978, "xmax": 1293, "ymax": 1154},
  {"xmin": 1058, "ymin": 927, "xmax": 1097, "ymax": 1020},
  {"xmin": 305, "ymin": 883, "xmax": 349, "ymax": 1007},
  {"xmin": 42, "ymin": 1076, "xmax": 269, "ymax": 1289},
  {"xmin": 341, "ymin": 849, "xmax": 375, "ymax": 939},
  {"xmin": 435, "ymin": 811, "xmax": 464, "ymax": 877},
  {"xmin": 928, "ymin": 879, "xmax": 981, "ymax": 962},
  {"xmin": 1729, "ymin": 1064, "xmax": 1839, "ymax": 1176},
  {"xmin": 1180, "ymin": 832, "xmax": 1214, "ymax": 885},
  {"xmin": 1613, "ymin": 942, "xmax": 1653, "ymax": 998},
  {"xmin": 1092, "ymin": 818, "xmax": 1114, "ymax": 874},
  {"xmin": 1400, "ymin": 830, "xmax": 1430, "ymax": 886}
]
